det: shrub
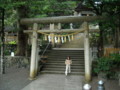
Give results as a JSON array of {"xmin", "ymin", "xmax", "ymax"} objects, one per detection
[{"xmin": 94, "ymin": 53, "xmax": 120, "ymax": 78}]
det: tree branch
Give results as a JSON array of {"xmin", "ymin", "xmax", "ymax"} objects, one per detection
[{"xmin": 88, "ymin": 0, "xmax": 100, "ymax": 15}]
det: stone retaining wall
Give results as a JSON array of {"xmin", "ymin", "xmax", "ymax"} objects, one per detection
[{"xmin": 0, "ymin": 56, "xmax": 30, "ymax": 69}]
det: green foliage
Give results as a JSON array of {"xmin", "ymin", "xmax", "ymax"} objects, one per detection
[
  {"xmin": 84, "ymin": 0, "xmax": 120, "ymax": 47},
  {"xmin": 90, "ymin": 32, "xmax": 99, "ymax": 46},
  {"xmin": 8, "ymin": 41, "xmax": 16, "ymax": 45},
  {"xmin": 29, "ymin": 0, "xmax": 77, "ymax": 17},
  {"xmin": 4, "ymin": 10, "xmax": 18, "ymax": 26},
  {"xmin": 0, "ymin": 0, "xmax": 78, "ymax": 26},
  {"xmin": 94, "ymin": 53, "xmax": 120, "ymax": 78}
]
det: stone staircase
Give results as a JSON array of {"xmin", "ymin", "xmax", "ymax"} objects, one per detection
[
  {"xmin": 41, "ymin": 48, "xmax": 85, "ymax": 75},
  {"xmin": 61, "ymin": 33, "xmax": 84, "ymax": 48}
]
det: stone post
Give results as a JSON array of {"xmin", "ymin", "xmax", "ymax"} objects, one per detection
[
  {"xmin": 30, "ymin": 23, "xmax": 38, "ymax": 80},
  {"xmin": 98, "ymin": 80, "xmax": 105, "ymax": 90},
  {"xmin": 83, "ymin": 84, "xmax": 91, "ymax": 90},
  {"xmin": 84, "ymin": 22, "xmax": 91, "ymax": 82}
]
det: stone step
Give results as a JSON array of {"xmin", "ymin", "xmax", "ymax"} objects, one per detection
[
  {"xmin": 43, "ymin": 68, "xmax": 84, "ymax": 72},
  {"xmin": 40, "ymin": 70, "xmax": 85, "ymax": 75},
  {"xmin": 40, "ymin": 49, "xmax": 84, "ymax": 75},
  {"xmin": 50, "ymin": 50, "xmax": 84, "ymax": 52},
  {"xmin": 47, "ymin": 60, "xmax": 84, "ymax": 64},
  {"xmin": 47, "ymin": 62, "xmax": 84, "ymax": 65},
  {"xmin": 48, "ymin": 59, "xmax": 84, "ymax": 61},
  {"xmin": 50, "ymin": 51, "xmax": 84, "ymax": 53},
  {"xmin": 48, "ymin": 55, "xmax": 84, "ymax": 57},
  {"xmin": 51, "ymin": 49, "xmax": 84, "ymax": 51},
  {"xmin": 48, "ymin": 51, "xmax": 84, "ymax": 53},
  {"xmin": 48, "ymin": 53, "xmax": 84, "ymax": 55},
  {"xmin": 42, "ymin": 69, "xmax": 84, "ymax": 73},
  {"xmin": 48, "ymin": 57, "xmax": 84, "ymax": 59},
  {"xmin": 48, "ymin": 52, "xmax": 84, "ymax": 56},
  {"xmin": 44, "ymin": 65, "xmax": 84, "ymax": 69},
  {"xmin": 47, "ymin": 60, "xmax": 84, "ymax": 63},
  {"xmin": 46, "ymin": 62, "xmax": 84, "ymax": 65},
  {"xmin": 43, "ymin": 67, "xmax": 84, "ymax": 72}
]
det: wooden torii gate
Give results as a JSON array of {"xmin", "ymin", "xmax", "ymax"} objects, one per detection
[{"xmin": 20, "ymin": 16, "xmax": 104, "ymax": 82}]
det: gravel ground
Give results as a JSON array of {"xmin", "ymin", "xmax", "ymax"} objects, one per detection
[
  {"xmin": 90, "ymin": 77, "xmax": 120, "ymax": 90},
  {"xmin": 0, "ymin": 67, "xmax": 120, "ymax": 90},
  {"xmin": 0, "ymin": 67, "xmax": 31, "ymax": 90}
]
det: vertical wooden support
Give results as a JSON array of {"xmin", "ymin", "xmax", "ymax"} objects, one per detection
[
  {"xmin": 58, "ymin": 23, "xmax": 61, "ymax": 29},
  {"xmin": 70, "ymin": 23, "xmax": 73, "ymax": 29},
  {"xmin": 30, "ymin": 23, "xmax": 38, "ymax": 80},
  {"xmin": 50, "ymin": 23, "xmax": 55, "ymax": 47},
  {"xmin": 84, "ymin": 22, "xmax": 91, "ymax": 82},
  {"xmin": 74, "ymin": 11, "xmax": 78, "ymax": 16},
  {"xmin": 50, "ymin": 23, "xmax": 55, "ymax": 30}
]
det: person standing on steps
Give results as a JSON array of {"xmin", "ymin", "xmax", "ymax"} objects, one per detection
[{"xmin": 65, "ymin": 56, "xmax": 72, "ymax": 76}]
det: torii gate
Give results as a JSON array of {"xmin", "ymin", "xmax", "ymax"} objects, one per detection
[{"xmin": 20, "ymin": 16, "xmax": 104, "ymax": 82}]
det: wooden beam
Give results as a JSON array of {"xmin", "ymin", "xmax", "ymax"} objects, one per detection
[
  {"xmin": 20, "ymin": 16, "xmax": 105, "ymax": 24},
  {"xmin": 24, "ymin": 30, "xmax": 33, "ymax": 33},
  {"xmin": 38, "ymin": 29, "xmax": 85, "ymax": 33},
  {"xmin": 24, "ymin": 29, "xmax": 99, "ymax": 33}
]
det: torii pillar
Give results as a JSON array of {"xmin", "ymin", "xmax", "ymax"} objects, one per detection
[
  {"xmin": 84, "ymin": 22, "xmax": 91, "ymax": 82},
  {"xmin": 29, "ymin": 23, "xmax": 38, "ymax": 80}
]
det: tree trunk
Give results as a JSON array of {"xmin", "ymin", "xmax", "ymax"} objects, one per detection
[
  {"xmin": 114, "ymin": 16, "xmax": 120, "ymax": 48},
  {"xmin": 16, "ymin": 5, "xmax": 29, "ymax": 56},
  {"xmin": 114, "ymin": 28, "xmax": 119, "ymax": 48},
  {"xmin": 97, "ymin": 22, "xmax": 104, "ymax": 57},
  {"xmin": 16, "ymin": 27, "xmax": 28, "ymax": 56}
]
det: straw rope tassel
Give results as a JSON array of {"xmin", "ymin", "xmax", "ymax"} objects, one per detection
[
  {"xmin": 71, "ymin": 34, "xmax": 74, "ymax": 40},
  {"xmin": 61, "ymin": 36, "xmax": 64, "ymax": 43},
  {"xmin": 58, "ymin": 36, "xmax": 61, "ymax": 43},
  {"xmin": 48, "ymin": 35, "xmax": 51, "ymax": 42},
  {"xmin": 55, "ymin": 36, "xmax": 57, "ymax": 43},
  {"xmin": 68, "ymin": 35, "xmax": 71, "ymax": 42},
  {"xmin": 51, "ymin": 34, "xmax": 54, "ymax": 42},
  {"xmin": 44, "ymin": 35, "xmax": 47, "ymax": 41}
]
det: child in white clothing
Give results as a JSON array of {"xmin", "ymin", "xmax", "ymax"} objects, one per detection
[{"xmin": 65, "ymin": 56, "xmax": 72, "ymax": 76}]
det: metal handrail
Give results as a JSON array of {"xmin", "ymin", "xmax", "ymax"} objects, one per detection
[{"xmin": 41, "ymin": 42, "xmax": 51, "ymax": 57}]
